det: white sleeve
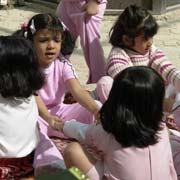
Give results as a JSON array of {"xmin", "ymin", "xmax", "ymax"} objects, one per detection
[
  {"xmin": 63, "ymin": 119, "xmax": 89, "ymax": 142},
  {"xmin": 169, "ymin": 129, "xmax": 180, "ymax": 138}
]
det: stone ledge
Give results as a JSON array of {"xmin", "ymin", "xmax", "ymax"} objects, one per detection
[{"xmin": 26, "ymin": 0, "xmax": 180, "ymax": 19}]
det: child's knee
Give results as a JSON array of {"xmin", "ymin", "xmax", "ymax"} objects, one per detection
[
  {"xmin": 64, "ymin": 142, "xmax": 82, "ymax": 159},
  {"xmin": 64, "ymin": 142, "xmax": 83, "ymax": 168},
  {"xmin": 95, "ymin": 76, "xmax": 113, "ymax": 103}
]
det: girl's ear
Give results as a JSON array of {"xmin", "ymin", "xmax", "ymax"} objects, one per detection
[{"xmin": 122, "ymin": 35, "xmax": 133, "ymax": 47}]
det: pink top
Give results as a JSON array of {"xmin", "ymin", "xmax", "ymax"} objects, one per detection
[
  {"xmin": 38, "ymin": 58, "xmax": 77, "ymax": 110},
  {"xmin": 106, "ymin": 45, "xmax": 180, "ymax": 91},
  {"xmin": 63, "ymin": 121, "xmax": 177, "ymax": 180}
]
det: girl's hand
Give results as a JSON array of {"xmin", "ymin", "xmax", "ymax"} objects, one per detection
[
  {"xmin": 47, "ymin": 115, "xmax": 65, "ymax": 131},
  {"xmin": 82, "ymin": 0, "xmax": 99, "ymax": 17}
]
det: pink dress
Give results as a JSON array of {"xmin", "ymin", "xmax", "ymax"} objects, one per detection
[
  {"xmin": 56, "ymin": 0, "xmax": 107, "ymax": 83},
  {"xmin": 34, "ymin": 58, "xmax": 100, "ymax": 174},
  {"xmin": 63, "ymin": 121, "xmax": 177, "ymax": 180}
]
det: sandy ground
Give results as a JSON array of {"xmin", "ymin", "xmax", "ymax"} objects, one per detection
[{"xmin": 1, "ymin": 1, "xmax": 180, "ymax": 87}]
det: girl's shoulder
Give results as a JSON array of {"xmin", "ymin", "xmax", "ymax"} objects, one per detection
[
  {"xmin": 157, "ymin": 123, "xmax": 169, "ymax": 141},
  {"xmin": 108, "ymin": 46, "xmax": 130, "ymax": 59},
  {"xmin": 54, "ymin": 56, "xmax": 70, "ymax": 67},
  {"xmin": 149, "ymin": 44, "xmax": 163, "ymax": 54},
  {"xmin": 54, "ymin": 57, "xmax": 77, "ymax": 78},
  {"xmin": 57, "ymin": 55, "xmax": 69, "ymax": 64},
  {"xmin": 57, "ymin": 56, "xmax": 74, "ymax": 66}
]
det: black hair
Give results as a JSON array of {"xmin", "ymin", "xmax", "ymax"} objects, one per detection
[
  {"xmin": 13, "ymin": 13, "xmax": 75, "ymax": 56},
  {"xmin": 109, "ymin": 4, "xmax": 159, "ymax": 47},
  {"xmin": 100, "ymin": 66, "xmax": 165, "ymax": 148},
  {"xmin": 0, "ymin": 36, "xmax": 44, "ymax": 98}
]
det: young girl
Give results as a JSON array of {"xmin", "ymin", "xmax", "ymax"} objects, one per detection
[
  {"xmin": 95, "ymin": 4, "xmax": 180, "ymax": 103},
  {"xmin": 0, "ymin": 36, "xmax": 48, "ymax": 179},
  {"xmin": 14, "ymin": 13, "xmax": 101, "ymax": 175},
  {"xmin": 57, "ymin": 66, "xmax": 177, "ymax": 180},
  {"xmin": 56, "ymin": 0, "xmax": 107, "ymax": 83}
]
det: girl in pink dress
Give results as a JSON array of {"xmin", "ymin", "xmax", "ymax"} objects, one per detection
[
  {"xmin": 56, "ymin": 0, "xmax": 107, "ymax": 83},
  {"xmin": 14, "ymin": 13, "xmax": 101, "ymax": 176},
  {"xmin": 57, "ymin": 66, "xmax": 177, "ymax": 180}
]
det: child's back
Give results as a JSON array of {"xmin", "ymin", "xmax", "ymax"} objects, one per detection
[
  {"xmin": 0, "ymin": 95, "xmax": 38, "ymax": 157},
  {"xmin": 0, "ymin": 36, "xmax": 44, "ymax": 179},
  {"xmin": 85, "ymin": 123, "xmax": 175, "ymax": 180},
  {"xmin": 61, "ymin": 66, "xmax": 177, "ymax": 180}
]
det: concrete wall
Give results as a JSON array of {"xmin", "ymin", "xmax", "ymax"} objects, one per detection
[
  {"xmin": 40, "ymin": 0, "xmax": 180, "ymax": 14},
  {"xmin": 107, "ymin": 0, "xmax": 141, "ymax": 9}
]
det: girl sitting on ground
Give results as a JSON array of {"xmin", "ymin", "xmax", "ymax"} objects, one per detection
[{"xmin": 57, "ymin": 66, "xmax": 177, "ymax": 180}]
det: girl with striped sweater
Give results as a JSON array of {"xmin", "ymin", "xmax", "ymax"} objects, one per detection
[{"xmin": 96, "ymin": 4, "xmax": 180, "ymax": 103}]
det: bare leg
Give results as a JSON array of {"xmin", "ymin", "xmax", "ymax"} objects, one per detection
[{"xmin": 64, "ymin": 142, "xmax": 96, "ymax": 174}]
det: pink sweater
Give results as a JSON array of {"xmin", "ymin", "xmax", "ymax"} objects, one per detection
[
  {"xmin": 106, "ymin": 45, "xmax": 180, "ymax": 91},
  {"xmin": 63, "ymin": 121, "xmax": 177, "ymax": 180}
]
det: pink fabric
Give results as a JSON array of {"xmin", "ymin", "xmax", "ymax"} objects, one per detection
[
  {"xmin": 56, "ymin": 0, "xmax": 107, "ymax": 83},
  {"xmin": 38, "ymin": 59, "xmax": 77, "ymax": 107},
  {"xmin": 86, "ymin": 163, "xmax": 104, "ymax": 180},
  {"xmin": 95, "ymin": 76, "xmax": 113, "ymax": 103},
  {"xmin": 171, "ymin": 104, "xmax": 180, "ymax": 176},
  {"xmin": 83, "ymin": 123, "xmax": 177, "ymax": 180},
  {"xmin": 34, "ymin": 58, "xmax": 99, "ymax": 172}
]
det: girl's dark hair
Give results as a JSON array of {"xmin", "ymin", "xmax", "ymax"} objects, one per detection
[
  {"xmin": 100, "ymin": 66, "xmax": 165, "ymax": 148},
  {"xmin": 109, "ymin": 4, "xmax": 159, "ymax": 47},
  {"xmin": 0, "ymin": 36, "xmax": 44, "ymax": 98},
  {"xmin": 13, "ymin": 13, "xmax": 75, "ymax": 56}
]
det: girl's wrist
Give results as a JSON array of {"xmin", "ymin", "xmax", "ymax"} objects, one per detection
[{"xmin": 43, "ymin": 114, "xmax": 52, "ymax": 123}]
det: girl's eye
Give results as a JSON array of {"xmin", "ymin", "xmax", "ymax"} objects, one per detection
[
  {"xmin": 39, "ymin": 38, "xmax": 49, "ymax": 43},
  {"xmin": 54, "ymin": 38, "xmax": 62, "ymax": 43}
]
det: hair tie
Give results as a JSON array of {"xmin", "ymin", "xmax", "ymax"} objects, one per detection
[
  {"xmin": 58, "ymin": 18, "xmax": 67, "ymax": 31},
  {"xmin": 30, "ymin": 19, "xmax": 36, "ymax": 35},
  {"xmin": 20, "ymin": 22, "xmax": 28, "ymax": 31}
]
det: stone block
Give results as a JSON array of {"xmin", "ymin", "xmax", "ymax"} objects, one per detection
[{"xmin": 107, "ymin": 0, "xmax": 141, "ymax": 9}]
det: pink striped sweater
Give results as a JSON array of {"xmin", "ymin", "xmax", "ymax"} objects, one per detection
[{"xmin": 106, "ymin": 45, "xmax": 180, "ymax": 91}]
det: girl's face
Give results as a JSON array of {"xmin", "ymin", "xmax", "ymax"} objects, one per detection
[
  {"xmin": 131, "ymin": 33, "xmax": 153, "ymax": 55},
  {"xmin": 33, "ymin": 28, "xmax": 62, "ymax": 68}
]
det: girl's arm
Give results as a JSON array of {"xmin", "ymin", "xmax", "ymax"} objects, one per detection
[
  {"xmin": 66, "ymin": 78, "xmax": 101, "ymax": 115},
  {"xmin": 59, "ymin": 120, "xmax": 89, "ymax": 142},
  {"xmin": 62, "ymin": 120, "xmax": 109, "ymax": 151},
  {"xmin": 150, "ymin": 46, "xmax": 180, "ymax": 91},
  {"xmin": 35, "ymin": 95, "xmax": 63, "ymax": 130}
]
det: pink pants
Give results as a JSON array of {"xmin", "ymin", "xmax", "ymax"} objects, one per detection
[
  {"xmin": 34, "ymin": 101, "xmax": 101, "ymax": 176},
  {"xmin": 95, "ymin": 76, "xmax": 113, "ymax": 103},
  {"xmin": 56, "ymin": 0, "xmax": 107, "ymax": 83}
]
